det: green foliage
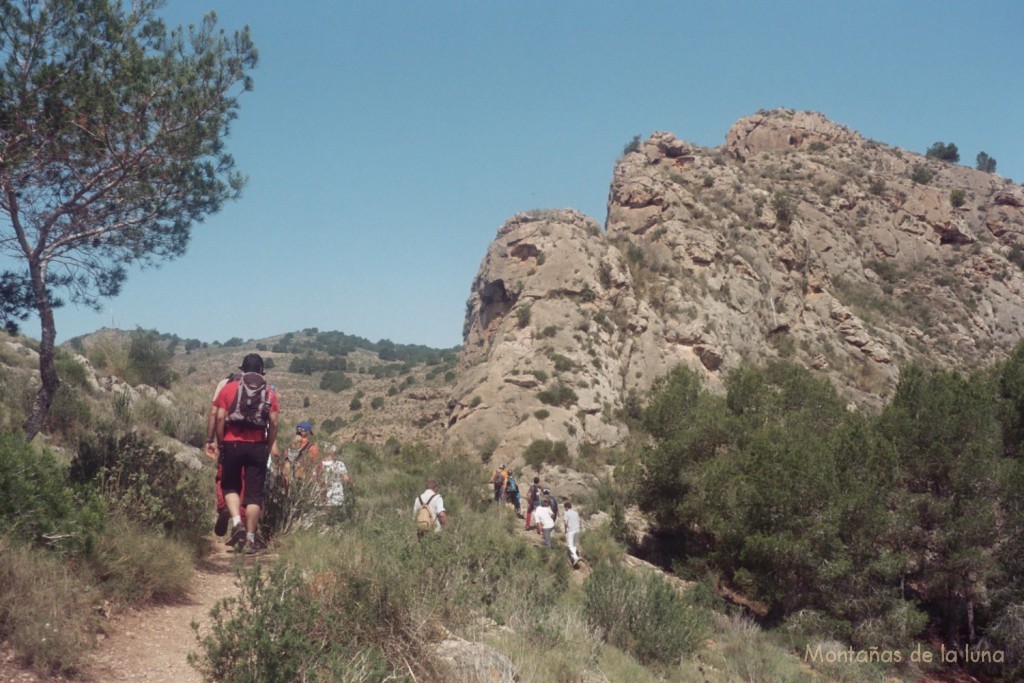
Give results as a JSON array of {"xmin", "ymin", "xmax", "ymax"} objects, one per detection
[
  {"xmin": 622, "ymin": 134, "xmax": 642, "ymax": 156},
  {"xmin": 515, "ymin": 303, "xmax": 532, "ymax": 328},
  {"xmin": 637, "ymin": 363, "xmax": 905, "ymax": 630},
  {"xmin": 910, "ymin": 165, "xmax": 934, "ymax": 184},
  {"xmin": 925, "ymin": 141, "xmax": 960, "ymax": 162},
  {"xmin": 2, "ymin": 0, "xmax": 258, "ymax": 437},
  {"xmin": 584, "ymin": 564, "xmax": 709, "ymax": 666},
  {"xmin": 771, "ymin": 192, "xmax": 795, "ymax": 226},
  {"xmin": 126, "ymin": 329, "xmax": 177, "ymax": 388},
  {"xmin": 370, "ymin": 396, "xmax": 385, "ymax": 410},
  {"xmin": 877, "ymin": 365, "xmax": 1005, "ymax": 647},
  {"xmin": 537, "ymin": 383, "xmax": 578, "ymax": 407},
  {"xmin": 289, "ymin": 353, "xmax": 347, "ymax": 374},
  {"xmin": 950, "ymin": 188, "xmax": 967, "ymax": 207},
  {"xmin": 320, "ymin": 416, "xmax": 345, "ymax": 434},
  {"xmin": 70, "ymin": 431, "xmax": 208, "ymax": 556},
  {"xmin": 976, "ymin": 151, "xmax": 997, "ymax": 173},
  {"xmin": 0, "ymin": 432, "xmax": 101, "ymax": 553},
  {"xmin": 524, "ymin": 439, "xmax": 570, "ymax": 469},
  {"xmin": 318, "ymin": 369, "xmax": 353, "ymax": 393},
  {"xmin": 193, "ymin": 508, "xmax": 567, "ymax": 681}
]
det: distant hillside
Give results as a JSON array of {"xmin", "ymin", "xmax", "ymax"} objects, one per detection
[
  {"xmin": 448, "ymin": 109, "xmax": 1024, "ymax": 465},
  {"xmin": 61, "ymin": 327, "xmax": 461, "ymax": 449}
]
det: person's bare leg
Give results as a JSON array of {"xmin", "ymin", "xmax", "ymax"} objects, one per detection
[{"xmin": 246, "ymin": 505, "xmax": 260, "ymax": 534}]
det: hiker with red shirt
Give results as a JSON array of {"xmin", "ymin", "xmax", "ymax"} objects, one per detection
[
  {"xmin": 212, "ymin": 353, "xmax": 279, "ymax": 554},
  {"xmin": 205, "ymin": 371, "xmax": 245, "ymax": 536}
]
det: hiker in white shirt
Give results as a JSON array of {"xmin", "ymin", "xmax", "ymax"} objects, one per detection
[
  {"xmin": 413, "ymin": 479, "xmax": 447, "ymax": 537},
  {"xmin": 533, "ymin": 498, "xmax": 556, "ymax": 548},
  {"xmin": 563, "ymin": 501, "xmax": 581, "ymax": 566}
]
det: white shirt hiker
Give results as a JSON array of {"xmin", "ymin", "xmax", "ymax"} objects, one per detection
[
  {"xmin": 413, "ymin": 488, "xmax": 445, "ymax": 532},
  {"xmin": 322, "ymin": 459, "xmax": 348, "ymax": 506}
]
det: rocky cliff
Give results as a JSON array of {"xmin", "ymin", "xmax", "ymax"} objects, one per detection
[{"xmin": 445, "ymin": 109, "xmax": 1024, "ymax": 465}]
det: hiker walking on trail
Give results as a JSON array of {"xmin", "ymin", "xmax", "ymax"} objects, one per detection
[
  {"xmin": 284, "ymin": 421, "xmax": 322, "ymax": 485},
  {"xmin": 213, "ymin": 353, "xmax": 279, "ymax": 554},
  {"xmin": 414, "ymin": 478, "xmax": 447, "ymax": 539},
  {"xmin": 525, "ymin": 476, "xmax": 542, "ymax": 531},
  {"xmin": 563, "ymin": 501, "xmax": 581, "ymax": 567},
  {"xmin": 492, "ymin": 464, "xmax": 508, "ymax": 505},
  {"xmin": 533, "ymin": 497, "xmax": 556, "ymax": 548},
  {"xmin": 506, "ymin": 471, "xmax": 522, "ymax": 517},
  {"xmin": 205, "ymin": 370, "xmax": 241, "ymax": 536}
]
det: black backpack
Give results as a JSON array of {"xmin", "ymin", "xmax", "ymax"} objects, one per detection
[
  {"xmin": 548, "ymin": 495, "xmax": 558, "ymax": 521},
  {"xmin": 226, "ymin": 372, "xmax": 271, "ymax": 429}
]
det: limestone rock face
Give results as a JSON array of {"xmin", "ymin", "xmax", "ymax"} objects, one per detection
[{"xmin": 445, "ymin": 109, "xmax": 1024, "ymax": 465}]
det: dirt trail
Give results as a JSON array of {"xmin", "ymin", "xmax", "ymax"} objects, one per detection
[{"xmin": 82, "ymin": 538, "xmax": 255, "ymax": 682}]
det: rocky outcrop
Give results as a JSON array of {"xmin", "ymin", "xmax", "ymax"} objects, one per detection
[{"xmin": 445, "ymin": 109, "xmax": 1024, "ymax": 465}]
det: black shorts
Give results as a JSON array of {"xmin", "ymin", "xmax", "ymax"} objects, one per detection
[{"xmin": 221, "ymin": 441, "xmax": 268, "ymax": 507}]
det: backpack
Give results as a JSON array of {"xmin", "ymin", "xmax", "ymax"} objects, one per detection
[
  {"xmin": 506, "ymin": 477, "xmax": 519, "ymax": 494},
  {"xmin": 528, "ymin": 484, "xmax": 542, "ymax": 506},
  {"xmin": 416, "ymin": 493, "xmax": 438, "ymax": 532},
  {"xmin": 226, "ymin": 372, "xmax": 271, "ymax": 429},
  {"xmin": 548, "ymin": 495, "xmax": 558, "ymax": 521},
  {"xmin": 492, "ymin": 469, "xmax": 504, "ymax": 487}
]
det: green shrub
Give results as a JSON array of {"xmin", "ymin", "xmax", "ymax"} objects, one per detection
[
  {"xmin": 584, "ymin": 563, "xmax": 709, "ymax": 666},
  {"xmin": 771, "ymin": 192, "xmax": 795, "ymax": 226},
  {"xmin": 910, "ymin": 165, "xmax": 934, "ymax": 184},
  {"xmin": 622, "ymin": 134, "xmax": 641, "ymax": 156},
  {"xmin": 925, "ymin": 141, "xmax": 959, "ymax": 162},
  {"xmin": 950, "ymin": 188, "xmax": 967, "ymax": 208},
  {"xmin": 534, "ymin": 409, "xmax": 550, "ymax": 420},
  {"xmin": 70, "ymin": 431, "xmax": 208, "ymax": 556},
  {"xmin": 54, "ymin": 351, "xmax": 92, "ymax": 391},
  {"xmin": 537, "ymin": 383, "xmax": 578, "ymax": 407},
  {"xmin": 0, "ymin": 432, "xmax": 101, "ymax": 553},
  {"xmin": 515, "ymin": 303, "xmax": 531, "ymax": 329},
  {"xmin": 976, "ymin": 151, "xmax": 997, "ymax": 173},
  {"xmin": 126, "ymin": 329, "xmax": 177, "ymax": 388},
  {"xmin": 524, "ymin": 439, "xmax": 570, "ymax": 469},
  {"xmin": 42, "ymin": 383, "xmax": 94, "ymax": 445},
  {"xmin": 195, "ymin": 510, "xmax": 566, "ymax": 681},
  {"xmin": 319, "ymin": 369, "xmax": 353, "ymax": 393}
]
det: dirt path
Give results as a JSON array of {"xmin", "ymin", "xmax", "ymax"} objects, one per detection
[{"xmin": 81, "ymin": 538, "xmax": 256, "ymax": 683}]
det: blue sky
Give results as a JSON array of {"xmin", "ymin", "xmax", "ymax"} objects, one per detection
[{"xmin": 14, "ymin": 0, "xmax": 1024, "ymax": 349}]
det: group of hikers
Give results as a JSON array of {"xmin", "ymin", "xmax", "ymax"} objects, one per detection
[
  {"xmin": 492, "ymin": 464, "xmax": 582, "ymax": 567},
  {"xmin": 203, "ymin": 353, "xmax": 350, "ymax": 554},
  {"xmin": 203, "ymin": 353, "xmax": 581, "ymax": 568}
]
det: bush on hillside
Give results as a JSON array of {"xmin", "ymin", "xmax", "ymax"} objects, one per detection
[
  {"xmin": 70, "ymin": 431, "xmax": 208, "ymax": 556},
  {"xmin": 524, "ymin": 439, "xmax": 570, "ymax": 470},
  {"xmin": 126, "ymin": 329, "xmax": 177, "ymax": 388},
  {"xmin": 0, "ymin": 432, "xmax": 102, "ymax": 553},
  {"xmin": 584, "ymin": 563, "xmax": 709, "ymax": 666}
]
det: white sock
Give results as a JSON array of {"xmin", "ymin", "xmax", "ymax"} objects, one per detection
[
  {"xmin": 246, "ymin": 532, "xmax": 256, "ymax": 543},
  {"xmin": 231, "ymin": 515, "xmax": 241, "ymax": 527}
]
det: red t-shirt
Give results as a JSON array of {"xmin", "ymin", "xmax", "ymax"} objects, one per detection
[{"xmin": 214, "ymin": 379, "xmax": 279, "ymax": 442}]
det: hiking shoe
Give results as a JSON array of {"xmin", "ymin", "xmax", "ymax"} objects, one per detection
[
  {"xmin": 214, "ymin": 509, "xmax": 230, "ymax": 537},
  {"xmin": 244, "ymin": 541, "xmax": 261, "ymax": 556},
  {"xmin": 226, "ymin": 523, "xmax": 246, "ymax": 547}
]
